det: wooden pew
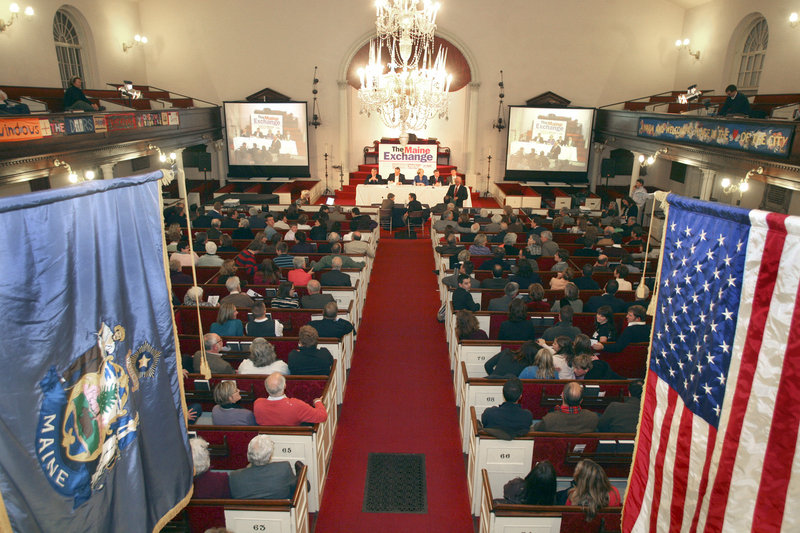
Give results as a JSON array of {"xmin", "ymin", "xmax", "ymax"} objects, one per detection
[
  {"xmin": 479, "ymin": 469, "xmax": 622, "ymax": 533},
  {"xmin": 180, "ymin": 466, "xmax": 310, "ymax": 533},
  {"xmin": 466, "ymin": 408, "xmax": 633, "ymax": 515}
]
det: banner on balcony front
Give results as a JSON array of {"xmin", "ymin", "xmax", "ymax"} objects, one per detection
[
  {"xmin": 377, "ymin": 143, "xmax": 437, "ymax": 182},
  {"xmin": 637, "ymin": 117, "xmax": 795, "ymax": 158}
]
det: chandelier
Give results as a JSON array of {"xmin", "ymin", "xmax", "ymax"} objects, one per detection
[{"xmin": 358, "ymin": 0, "xmax": 451, "ymax": 144}]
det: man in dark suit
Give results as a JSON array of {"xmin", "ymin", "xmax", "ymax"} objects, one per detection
[
  {"xmin": 534, "ymin": 382, "xmax": 599, "ymax": 433},
  {"xmin": 228, "ymin": 435, "xmax": 298, "ymax": 499},
  {"xmin": 319, "ymin": 256, "xmax": 352, "ymax": 287},
  {"xmin": 598, "ymin": 380, "xmax": 643, "ymax": 433},
  {"xmin": 193, "ymin": 206, "xmax": 213, "ymax": 228},
  {"xmin": 593, "ymin": 305, "xmax": 651, "ymax": 352},
  {"xmin": 717, "ymin": 84, "xmax": 751, "ymax": 116},
  {"xmin": 366, "ymin": 167, "xmax": 382, "ymax": 184},
  {"xmin": 488, "ymin": 282, "xmax": 519, "ymax": 312},
  {"xmin": 446, "ymin": 175, "xmax": 469, "ymax": 207},
  {"xmin": 308, "ymin": 301, "xmax": 354, "ymax": 339},
  {"xmin": 481, "ymin": 378, "xmax": 533, "ymax": 437},
  {"xmin": 585, "ymin": 280, "xmax": 627, "ymax": 313},
  {"xmin": 386, "ymin": 167, "xmax": 405, "ymax": 184},
  {"xmin": 300, "ymin": 280, "xmax": 335, "ymax": 309},
  {"xmin": 481, "ymin": 264, "xmax": 508, "ymax": 289},
  {"xmin": 574, "ymin": 264, "xmax": 601, "ymax": 291},
  {"xmin": 452, "ymin": 274, "xmax": 480, "ymax": 311}
]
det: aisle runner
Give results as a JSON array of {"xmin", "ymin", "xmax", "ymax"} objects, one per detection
[{"xmin": 314, "ymin": 239, "xmax": 473, "ymax": 532}]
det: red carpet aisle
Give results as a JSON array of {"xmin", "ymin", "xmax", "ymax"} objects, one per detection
[{"xmin": 314, "ymin": 239, "xmax": 474, "ymax": 532}]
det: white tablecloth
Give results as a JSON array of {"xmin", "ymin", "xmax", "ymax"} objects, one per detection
[{"xmin": 355, "ymin": 184, "xmax": 472, "ymax": 207}]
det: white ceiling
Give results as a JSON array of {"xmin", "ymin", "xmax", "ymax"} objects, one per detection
[{"xmin": 666, "ymin": 0, "xmax": 713, "ymax": 10}]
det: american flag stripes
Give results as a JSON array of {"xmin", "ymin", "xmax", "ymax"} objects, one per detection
[{"xmin": 623, "ymin": 194, "xmax": 800, "ymax": 533}]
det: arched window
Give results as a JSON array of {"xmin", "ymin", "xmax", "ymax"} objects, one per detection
[
  {"xmin": 736, "ymin": 17, "xmax": 768, "ymax": 91},
  {"xmin": 53, "ymin": 9, "xmax": 84, "ymax": 89}
]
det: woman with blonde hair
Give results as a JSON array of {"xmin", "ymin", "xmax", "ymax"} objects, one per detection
[
  {"xmin": 209, "ymin": 302, "xmax": 243, "ymax": 337},
  {"xmin": 563, "ymin": 459, "xmax": 621, "ymax": 520},
  {"xmin": 518, "ymin": 348, "xmax": 559, "ymax": 379}
]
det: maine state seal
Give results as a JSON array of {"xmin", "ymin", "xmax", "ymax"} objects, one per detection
[{"xmin": 36, "ymin": 322, "xmax": 139, "ymax": 508}]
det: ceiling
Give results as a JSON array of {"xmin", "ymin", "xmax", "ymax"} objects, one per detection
[{"xmin": 666, "ymin": 0, "xmax": 713, "ymax": 10}]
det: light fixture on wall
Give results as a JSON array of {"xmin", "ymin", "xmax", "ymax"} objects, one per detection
[
  {"xmin": 637, "ymin": 147, "xmax": 668, "ymax": 167},
  {"xmin": 790, "ymin": 12, "xmax": 799, "ymax": 27},
  {"xmin": 721, "ymin": 166, "xmax": 762, "ymax": 196},
  {"xmin": 357, "ymin": 0, "xmax": 452, "ymax": 144},
  {"xmin": 675, "ymin": 38, "xmax": 701, "ymax": 60},
  {"xmin": 122, "ymin": 34, "xmax": 148, "ymax": 52},
  {"xmin": 492, "ymin": 70, "xmax": 506, "ymax": 132},
  {"xmin": 54, "ymin": 159, "xmax": 95, "ymax": 184},
  {"xmin": 148, "ymin": 144, "xmax": 177, "ymax": 166},
  {"xmin": 0, "ymin": 3, "xmax": 35, "ymax": 33},
  {"xmin": 309, "ymin": 66, "xmax": 321, "ymax": 129}
]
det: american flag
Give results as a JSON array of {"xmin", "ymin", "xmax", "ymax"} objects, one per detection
[{"xmin": 623, "ymin": 194, "xmax": 800, "ymax": 532}]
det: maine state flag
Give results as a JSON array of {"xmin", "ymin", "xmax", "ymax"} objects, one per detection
[{"xmin": 0, "ymin": 173, "xmax": 193, "ymax": 532}]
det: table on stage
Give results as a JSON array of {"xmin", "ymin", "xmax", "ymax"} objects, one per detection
[{"xmin": 354, "ymin": 184, "xmax": 472, "ymax": 208}]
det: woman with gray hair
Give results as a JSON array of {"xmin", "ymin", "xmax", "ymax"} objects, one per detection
[
  {"xmin": 551, "ymin": 282, "xmax": 583, "ymax": 313},
  {"xmin": 237, "ymin": 338, "xmax": 289, "ymax": 375},
  {"xmin": 190, "ymin": 436, "xmax": 231, "ymax": 498},
  {"xmin": 183, "ymin": 285, "xmax": 216, "ymax": 307},
  {"xmin": 211, "ymin": 380, "xmax": 256, "ymax": 425}
]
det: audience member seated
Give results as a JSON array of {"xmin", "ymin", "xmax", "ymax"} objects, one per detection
[
  {"xmin": 614, "ymin": 265, "xmax": 632, "ymax": 291},
  {"xmin": 170, "ymin": 239, "xmax": 199, "ymax": 268},
  {"xmin": 541, "ymin": 305, "xmax": 582, "ymax": 342},
  {"xmin": 484, "ymin": 340, "xmax": 537, "ymax": 378},
  {"xmin": 501, "ymin": 460, "xmax": 557, "ymax": 505},
  {"xmin": 273, "ymin": 242, "xmax": 295, "ymax": 269},
  {"xmin": 0, "ymin": 89, "xmax": 30, "ymax": 114},
  {"xmin": 63, "ymin": 76, "xmax": 102, "ymax": 111},
  {"xmin": 211, "ymin": 380, "xmax": 256, "ymax": 425},
  {"xmin": 549, "ymin": 266, "xmax": 573, "ymax": 291},
  {"xmin": 574, "ymin": 237, "xmax": 601, "ymax": 258},
  {"xmin": 228, "ymin": 435, "xmax": 298, "ymax": 499},
  {"xmin": 232, "ymin": 218, "xmax": 255, "ymax": 240},
  {"xmin": 452, "ymin": 274, "xmax": 480, "ymax": 312},
  {"xmin": 238, "ymin": 337, "xmax": 289, "ymax": 375},
  {"xmin": 478, "ymin": 246, "xmax": 511, "ymax": 272},
  {"xmin": 301, "ymin": 279, "xmax": 335, "ymax": 309},
  {"xmin": 468, "ymin": 233, "xmax": 491, "ymax": 256},
  {"xmin": 218, "ymin": 234, "xmax": 238, "ymax": 253},
  {"xmin": 526, "ymin": 283, "xmax": 550, "ymax": 312},
  {"xmin": 585, "ymin": 280, "xmax": 626, "ymax": 314},
  {"xmin": 289, "ymin": 231, "xmax": 316, "ymax": 254},
  {"xmin": 343, "ymin": 231, "xmax": 375, "ymax": 257},
  {"xmin": 519, "ymin": 233, "xmax": 542, "ymax": 260},
  {"xmin": 550, "ymin": 249, "xmax": 569, "ymax": 272},
  {"xmin": 220, "ymin": 277, "xmax": 256, "ymax": 309},
  {"xmin": 590, "ymin": 306, "xmax": 617, "ymax": 347},
  {"xmin": 320, "ymin": 256, "xmax": 352, "ymax": 287},
  {"xmin": 234, "ymin": 243, "xmax": 259, "ymax": 277},
  {"xmin": 551, "ymin": 282, "xmax": 583, "ymax": 313},
  {"xmin": 253, "ymin": 258, "xmax": 282, "ymax": 285},
  {"xmin": 534, "ymin": 382, "xmax": 598, "ymax": 433},
  {"xmin": 170, "ymin": 258, "xmax": 192, "ymax": 285},
  {"xmin": 574, "ymin": 264, "xmax": 601, "ymax": 291},
  {"xmin": 481, "ymin": 263, "xmax": 508, "ymax": 289},
  {"xmin": 215, "ymin": 259, "xmax": 237, "ymax": 286},
  {"xmin": 254, "ymin": 373, "xmax": 328, "ymax": 426},
  {"xmin": 246, "ymin": 301, "xmax": 284, "ymax": 337},
  {"xmin": 183, "ymin": 285, "xmax": 215, "ymax": 307},
  {"xmin": 573, "ymin": 353, "xmax": 621, "ymax": 380},
  {"xmin": 308, "ymin": 301, "xmax": 354, "ymax": 339},
  {"xmin": 519, "ymin": 348, "xmax": 559, "ymax": 379},
  {"xmin": 480, "ymin": 378, "xmax": 534, "ymax": 437},
  {"xmin": 207, "ymin": 218, "xmax": 222, "ymax": 240},
  {"xmin": 190, "ymin": 437, "xmax": 230, "ymax": 499},
  {"xmin": 540, "ymin": 231, "xmax": 559, "ymax": 256},
  {"xmin": 592, "ymin": 254, "xmax": 613, "ymax": 274},
  {"xmin": 536, "ymin": 336, "xmax": 576, "ymax": 380},
  {"xmin": 435, "ymin": 232, "xmax": 464, "ymax": 257},
  {"xmin": 193, "ymin": 333, "xmax": 235, "ymax": 374},
  {"xmin": 489, "ymin": 282, "xmax": 520, "ymax": 312},
  {"xmin": 598, "ymin": 380, "xmax": 643, "ymax": 433},
  {"xmin": 311, "ymin": 243, "xmax": 365, "ymax": 271},
  {"xmin": 560, "ymin": 459, "xmax": 621, "ymax": 518},
  {"xmin": 455, "ymin": 309, "xmax": 488, "ymax": 340},
  {"xmin": 592, "ymin": 305, "xmax": 650, "ymax": 352},
  {"xmin": 288, "ymin": 326, "xmax": 334, "ymax": 375},
  {"xmin": 287, "ymin": 256, "xmax": 312, "ymax": 287},
  {"xmin": 443, "ymin": 260, "xmax": 479, "ymax": 290},
  {"xmin": 509, "ymin": 258, "xmax": 541, "ymax": 290},
  {"xmin": 210, "ymin": 302, "xmax": 244, "ymax": 337},
  {"xmin": 197, "ymin": 241, "xmax": 225, "ymax": 267},
  {"xmin": 498, "ymin": 298, "xmax": 537, "ymax": 341},
  {"xmin": 271, "ymin": 281, "xmax": 301, "ymax": 308}
]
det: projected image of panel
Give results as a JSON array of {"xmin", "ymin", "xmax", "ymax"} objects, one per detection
[
  {"xmin": 504, "ymin": 106, "xmax": 595, "ymax": 183},
  {"xmin": 223, "ymin": 101, "xmax": 310, "ymax": 178}
]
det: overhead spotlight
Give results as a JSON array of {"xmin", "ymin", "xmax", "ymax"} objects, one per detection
[
  {"xmin": 0, "ymin": 3, "xmax": 34, "ymax": 33},
  {"xmin": 122, "ymin": 33, "xmax": 148, "ymax": 52}
]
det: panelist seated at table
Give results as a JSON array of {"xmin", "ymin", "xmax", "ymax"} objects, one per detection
[
  {"xmin": 413, "ymin": 168, "xmax": 429, "ymax": 186},
  {"xmin": 386, "ymin": 167, "xmax": 411, "ymax": 185},
  {"xmin": 428, "ymin": 168, "xmax": 448, "ymax": 187},
  {"xmin": 366, "ymin": 167, "xmax": 383, "ymax": 185}
]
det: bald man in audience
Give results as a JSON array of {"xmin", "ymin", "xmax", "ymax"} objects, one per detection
[
  {"xmin": 343, "ymin": 231, "xmax": 374, "ymax": 257},
  {"xmin": 253, "ymin": 373, "xmax": 328, "ymax": 426},
  {"xmin": 534, "ymin": 382, "xmax": 599, "ymax": 433},
  {"xmin": 192, "ymin": 333, "xmax": 234, "ymax": 374},
  {"xmin": 308, "ymin": 301, "xmax": 354, "ymax": 339},
  {"xmin": 310, "ymin": 243, "xmax": 365, "ymax": 271},
  {"xmin": 320, "ymin": 256, "xmax": 352, "ymax": 287},
  {"xmin": 301, "ymin": 280, "xmax": 335, "ymax": 309}
]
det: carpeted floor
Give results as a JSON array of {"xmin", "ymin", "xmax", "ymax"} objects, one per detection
[{"xmin": 313, "ymin": 238, "xmax": 474, "ymax": 532}]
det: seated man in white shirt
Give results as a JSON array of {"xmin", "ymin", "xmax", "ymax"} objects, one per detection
[{"xmin": 614, "ymin": 265, "xmax": 633, "ymax": 291}]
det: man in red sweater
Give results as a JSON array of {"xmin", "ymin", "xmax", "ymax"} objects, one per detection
[{"xmin": 254, "ymin": 373, "xmax": 328, "ymax": 426}]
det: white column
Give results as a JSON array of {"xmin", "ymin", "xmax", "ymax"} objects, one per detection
[
  {"xmin": 338, "ymin": 80, "xmax": 350, "ymax": 186},
  {"xmin": 100, "ymin": 163, "xmax": 115, "ymax": 180},
  {"xmin": 699, "ymin": 168, "xmax": 716, "ymax": 201},
  {"xmin": 464, "ymin": 82, "xmax": 480, "ymax": 187}
]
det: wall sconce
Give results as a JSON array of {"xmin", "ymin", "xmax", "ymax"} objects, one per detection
[
  {"xmin": 721, "ymin": 166, "xmax": 762, "ymax": 196},
  {"xmin": 492, "ymin": 70, "xmax": 506, "ymax": 132},
  {"xmin": 54, "ymin": 159, "xmax": 95, "ymax": 184},
  {"xmin": 122, "ymin": 34, "xmax": 148, "ymax": 52},
  {"xmin": 638, "ymin": 147, "xmax": 668, "ymax": 167},
  {"xmin": 0, "ymin": 3, "xmax": 34, "ymax": 32},
  {"xmin": 148, "ymin": 144, "xmax": 177, "ymax": 166},
  {"xmin": 790, "ymin": 12, "xmax": 799, "ymax": 27},
  {"xmin": 675, "ymin": 38, "xmax": 701, "ymax": 60},
  {"xmin": 309, "ymin": 66, "xmax": 321, "ymax": 129}
]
